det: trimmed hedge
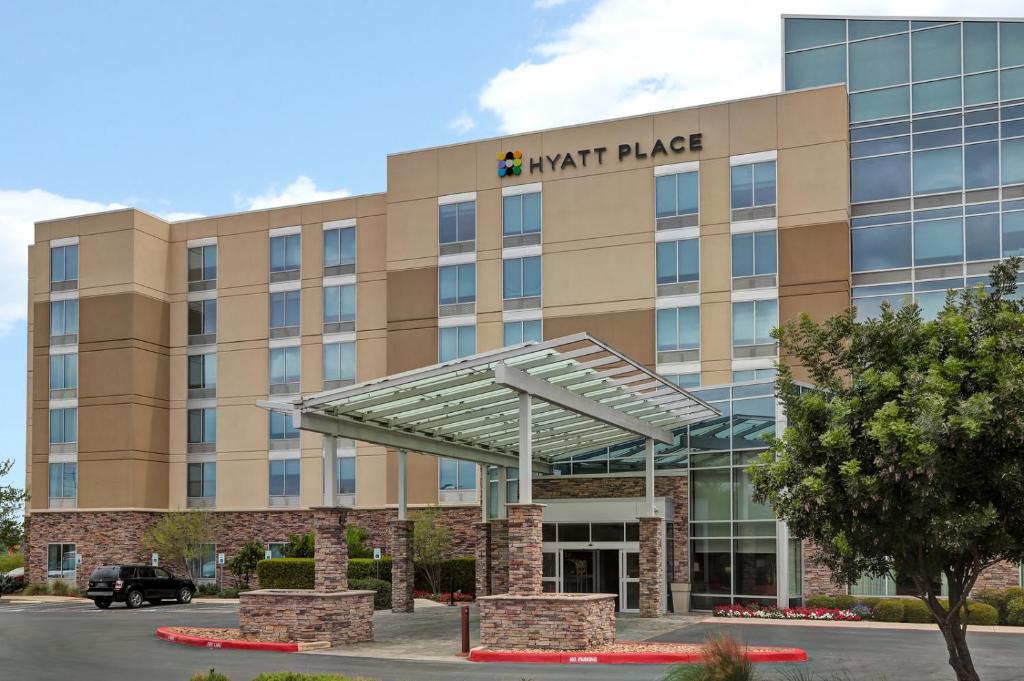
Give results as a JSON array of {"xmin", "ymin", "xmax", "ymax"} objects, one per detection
[
  {"xmin": 413, "ymin": 557, "xmax": 475, "ymax": 594},
  {"xmin": 804, "ymin": 595, "xmax": 836, "ymax": 609},
  {"xmin": 901, "ymin": 598, "xmax": 934, "ymax": 623},
  {"xmin": 256, "ymin": 558, "xmax": 314, "ymax": 589},
  {"xmin": 872, "ymin": 599, "xmax": 905, "ymax": 622},
  {"xmin": 349, "ymin": 558, "xmax": 392, "ymax": 582},
  {"xmin": 975, "ymin": 587, "xmax": 1024, "ymax": 624},
  {"xmin": 1007, "ymin": 597, "xmax": 1024, "ymax": 626},
  {"xmin": 350, "ymin": 578, "xmax": 392, "ymax": 610},
  {"xmin": 964, "ymin": 602, "xmax": 999, "ymax": 625}
]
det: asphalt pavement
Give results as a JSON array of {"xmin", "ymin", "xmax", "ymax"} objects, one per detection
[{"xmin": 1, "ymin": 599, "xmax": 1022, "ymax": 681}]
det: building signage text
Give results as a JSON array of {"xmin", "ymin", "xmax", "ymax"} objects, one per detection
[{"xmin": 498, "ymin": 133, "xmax": 702, "ymax": 178}]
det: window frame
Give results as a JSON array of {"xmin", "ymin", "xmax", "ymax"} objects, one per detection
[
  {"xmin": 187, "ymin": 352, "xmax": 217, "ymax": 397},
  {"xmin": 187, "ymin": 299, "xmax": 217, "ymax": 343},
  {"xmin": 503, "ymin": 319, "xmax": 543, "ymax": 346},
  {"xmin": 269, "ymin": 410, "xmax": 299, "ymax": 443},
  {"xmin": 323, "ymin": 226, "xmax": 356, "ymax": 273},
  {"xmin": 269, "ymin": 289, "xmax": 301, "ymax": 336},
  {"xmin": 187, "ymin": 461, "xmax": 217, "ymax": 499},
  {"xmin": 50, "ymin": 244, "xmax": 79, "ymax": 289},
  {"xmin": 730, "ymin": 160, "xmax": 777, "ymax": 220},
  {"xmin": 270, "ymin": 233, "xmax": 302, "ymax": 274},
  {"xmin": 269, "ymin": 458, "xmax": 301, "ymax": 498},
  {"xmin": 49, "ymin": 299, "xmax": 79, "ymax": 341},
  {"xmin": 187, "ymin": 407, "xmax": 217, "ymax": 446},
  {"xmin": 48, "ymin": 461, "xmax": 77, "ymax": 500},
  {"xmin": 438, "ymin": 200, "xmax": 477, "ymax": 249},
  {"xmin": 49, "ymin": 352, "xmax": 78, "ymax": 395},
  {"xmin": 656, "ymin": 238, "xmax": 700, "ymax": 292},
  {"xmin": 187, "ymin": 244, "xmax": 217, "ymax": 285},
  {"xmin": 337, "ymin": 455, "xmax": 357, "ymax": 496},
  {"xmin": 323, "ymin": 341, "xmax": 356, "ymax": 386},
  {"xmin": 323, "ymin": 284, "xmax": 356, "ymax": 329},
  {"xmin": 438, "ymin": 325, "xmax": 476, "ymax": 362},
  {"xmin": 731, "ymin": 299, "xmax": 779, "ymax": 356},
  {"xmin": 48, "ymin": 407, "xmax": 77, "ymax": 445},
  {"xmin": 269, "ymin": 345, "xmax": 301, "ymax": 393},
  {"xmin": 502, "ymin": 255, "xmax": 542, "ymax": 303},
  {"xmin": 502, "ymin": 191, "xmax": 543, "ymax": 239},
  {"xmin": 438, "ymin": 262, "xmax": 477, "ymax": 307}
]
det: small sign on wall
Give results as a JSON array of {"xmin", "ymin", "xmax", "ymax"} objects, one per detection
[
  {"xmin": 217, "ymin": 553, "xmax": 225, "ymax": 566},
  {"xmin": 151, "ymin": 553, "xmax": 159, "ymax": 567},
  {"xmin": 373, "ymin": 548, "xmax": 382, "ymax": 561},
  {"xmin": 264, "ymin": 550, "xmax": 273, "ymax": 561}
]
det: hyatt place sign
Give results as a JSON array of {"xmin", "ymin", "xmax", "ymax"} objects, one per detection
[{"xmin": 498, "ymin": 133, "xmax": 702, "ymax": 177}]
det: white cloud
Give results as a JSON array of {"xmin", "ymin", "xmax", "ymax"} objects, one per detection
[
  {"xmin": 234, "ymin": 176, "xmax": 351, "ymax": 211},
  {"xmin": 0, "ymin": 189, "xmax": 124, "ymax": 334},
  {"xmin": 533, "ymin": 0, "xmax": 572, "ymax": 8},
  {"xmin": 159, "ymin": 211, "xmax": 205, "ymax": 222},
  {"xmin": 481, "ymin": 0, "xmax": 1022, "ymax": 134},
  {"xmin": 448, "ymin": 112, "xmax": 477, "ymax": 134}
]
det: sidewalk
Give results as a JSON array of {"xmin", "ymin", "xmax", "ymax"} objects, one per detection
[{"xmin": 700, "ymin": 616, "xmax": 1024, "ymax": 635}]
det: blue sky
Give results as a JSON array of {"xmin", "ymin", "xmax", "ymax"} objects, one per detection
[{"xmin": 1, "ymin": 0, "xmax": 1015, "ymax": 498}]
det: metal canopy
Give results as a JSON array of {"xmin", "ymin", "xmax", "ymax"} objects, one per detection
[{"xmin": 259, "ymin": 333, "xmax": 719, "ymax": 474}]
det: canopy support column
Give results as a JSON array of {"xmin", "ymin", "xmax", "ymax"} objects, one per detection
[
  {"xmin": 397, "ymin": 448, "xmax": 408, "ymax": 521},
  {"xmin": 322, "ymin": 435, "xmax": 338, "ymax": 506},
  {"xmin": 518, "ymin": 392, "xmax": 533, "ymax": 505},
  {"xmin": 644, "ymin": 437, "xmax": 655, "ymax": 516}
]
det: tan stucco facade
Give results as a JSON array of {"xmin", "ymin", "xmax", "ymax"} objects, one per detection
[{"xmin": 26, "ymin": 85, "xmax": 851, "ymax": 515}]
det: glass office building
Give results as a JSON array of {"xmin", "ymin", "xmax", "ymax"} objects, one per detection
[{"xmin": 784, "ymin": 17, "xmax": 1024, "ymax": 319}]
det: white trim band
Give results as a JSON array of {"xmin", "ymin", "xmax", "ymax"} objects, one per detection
[
  {"xmin": 323, "ymin": 219, "xmax": 356, "ymax": 230},
  {"xmin": 654, "ymin": 160, "xmax": 699, "ymax": 176},
  {"xmin": 269, "ymin": 225, "xmax": 302, "ymax": 237},
  {"xmin": 501, "ymin": 182, "xmax": 542, "ymax": 197},
  {"xmin": 438, "ymin": 192, "xmax": 476, "ymax": 205}
]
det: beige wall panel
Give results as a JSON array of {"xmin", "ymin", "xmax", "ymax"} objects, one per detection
[
  {"xmin": 699, "ymin": 157, "xmax": 731, "ymax": 227},
  {"xmin": 544, "ymin": 168, "xmax": 652, "ymax": 244},
  {"xmin": 728, "ymin": 96, "xmax": 778, "ymax": 156},
  {"xmin": 78, "ymin": 346, "xmax": 169, "ymax": 402},
  {"xmin": 386, "ymin": 268, "xmax": 438, "ymax": 324},
  {"xmin": 780, "ymin": 290, "xmax": 850, "ymax": 326},
  {"xmin": 299, "ymin": 455, "xmax": 323, "ymax": 508},
  {"xmin": 702, "ymin": 369, "xmax": 732, "ymax": 386},
  {"xmin": 653, "ymin": 107, "xmax": 702, "ymax": 155},
  {"xmin": 495, "ymin": 133, "xmax": 543, "ymax": 187},
  {"xmin": 779, "ymin": 209, "xmax": 850, "ymax": 230},
  {"xmin": 217, "ymin": 209, "xmax": 270, "ymax": 236},
  {"xmin": 387, "ymin": 327, "xmax": 437, "ymax": 374},
  {"xmin": 476, "ymin": 257, "xmax": 502, "ymax": 316},
  {"xmin": 168, "ymin": 408, "xmax": 186, "ymax": 456},
  {"xmin": 356, "ymin": 337, "xmax": 387, "ymax": 382},
  {"xmin": 218, "ymin": 404, "xmax": 268, "ymax": 454},
  {"xmin": 267, "ymin": 205, "xmax": 302, "ymax": 231},
  {"xmin": 31, "ymin": 352, "xmax": 48, "ymax": 402},
  {"xmin": 301, "ymin": 223, "xmax": 322, "ymax": 276},
  {"xmin": 80, "ymin": 230, "xmax": 134, "ymax": 290},
  {"xmin": 133, "ymin": 230, "xmax": 170, "ymax": 295},
  {"xmin": 166, "ymin": 242, "xmax": 187, "ymax": 296},
  {"xmin": 778, "ymin": 141, "xmax": 849, "ymax": 219},
  {"xmin": 386, "ymin": 198, "xmax": 437, "ymax": 269},
  {"xmin": 30, "ymin": 458, "xmax": 47, "ymax": 510},
  {"xmin": 320, "ymin": 198, "xmax": 357, "ymax": 223},
  {"xmin": 29, "ymin": 243, "xmax": 50, "ymax": 297},
  {"xmin": 218, "ymin": 346, "xmax": 268, "ymax": 399},
  {"xmin": 131, "ymin": 210, "xmax": 170, "ymax": 241},
  {"xmin": 476, "ymin": 188, "xmax": 501, "ymax": 254},
  {"xmin": 301, "ymin": 285, "xmax": 323, "ymax": 337},
  {"xmin": 32, "ymin": 302, "xmax": 48, "ymax": 349},
  {"xmin": 356, "ymin": 194, "xmax": 387, "ymax": 218},
  {"xmin": 778, "ymin": 86, "xmax": 848, "ymax": 150},
  {"xmin": 476, "ymin": 320, "xmax": 502, "ymax": 352},
  {"xmin": 540, "ymin": 115, "xmax": 655, "ymax": 180},
  {"xmin": 388, "ymin": 150, "xmax": 439, "ymax": 203},
  {"xmin": 184, "ymin": 218, "xmax": 219, "ymax": 242},
  {"xmin": 386, "ymin": 450, "xmax": 438, "ymax": 506},
  {"xmin": 78, "ymin": 403, "xmax": 168, "ymax": 457},
  {"xmin": 77, "ymin": 458, "xmax": 169, "ymax": 509},
  {"xmin": 219, "ymin": 231, "xmax": 269, "ymax": 289},
  {"xmin": 170, "ymin": 300, "xmax": 187, "ymax": 348},
  {"xmin": 216, "ymin": 456, "xmax": 268, "ymax": 510},
  {"xmin": 356, "ymin": 453, "xmax": 388, "ymax": 507},
  {"xmin": 168, "ymin": 460, "xmax": 186, "ymax": 510},
  {"xmin": 301, "ymin": 340, "xmax": 323, "ymax": 393},
  {"xmin": 543, "ymin": 243, "xmax": 652, "ymax": 310},
  {"xmin": 77, "ymin": 209, "xmax": 135, "ymax": 235},
  {"xmin": 543, "ymin": 310, "xmax": 655, "ymax": 366},
  {"xmin": 700, "ymin": 232, "xmax": 732, "ymax": 295},
  {"xmin": 357, "ymin": 214, "xmax": 387, "ymax": 275},
  {"xmin": 79, "ymin": 293, "xmax": 170, "ymax": 348},
  {"xmin": 437, "ymin": 143, "xmax": 478, "ymax": 197},
  {"xmin": 699, "ymin": 300, "xmax": 732, "ymax": 364},
  {"xmin": 357, "ymin": 279, "xmax": 387, "ymax": 332},
  {"xmin": 300, "ymin": 202, "xmax": 324, "ymax": 226},
  {"xmin": 218, "ymin": 292, "xmax": 269, "ymax": 344},
  {"xmin": 697, "ymin": 104, "xmax": 730, "ymax": 160},
  {"xmin": 475, "ymin": 139, "xmax": 502, "ymax": 191},
  {"xmin": 31, "ymin": 406, "xmax": 48, "ymax": 457},
  {"xmin": 779, "ymin": 221, "xmax": 851, "ymax": 289}
]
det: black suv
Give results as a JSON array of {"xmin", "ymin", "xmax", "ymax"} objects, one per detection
[{"xmin": 86, "ymin": 565, "xmax": 196, "ymax": 609}]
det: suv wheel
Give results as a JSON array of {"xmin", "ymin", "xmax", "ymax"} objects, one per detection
[
  {"xmin": 94, "ymin": 599, "xmax": 111, "ymax": 609},
  {"xmin": 125, "ymin": 589, "xmax": 144, "ymax": 609},
  {"xmin": 176, "ymin": 587, "xmax": 193, "ymax": 604}
]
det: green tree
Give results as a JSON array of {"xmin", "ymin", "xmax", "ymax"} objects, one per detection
[
  {"xmin": 283, "ymin": 530, "xmax": 314, "ymax": 558},
  {"xmin": 227, "ymin": 539, "xmax": 263, "ymax": 588},
  {"xmin": 412, "ymin": 506, "xmax": 451, "ymax": 596},
  {"xmin": 752, "ymin": 259, "xmax": 1024, "ymax": 681},
  {"xmin": 347, "ymin": 524, "xmax": 373, "ymax": 559},
  {"xmin": 141, "ymin": 511, "xmax": 218, "ymax": 582},
  {"xmin": 0, "ymin": 459, "xmax": 27, "ymax": 551}
]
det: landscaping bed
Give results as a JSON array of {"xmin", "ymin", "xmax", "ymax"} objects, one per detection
[
  {"xmin": 470, "ymin": 641, "xmax": 808, "ymax": 664},
  {"xmin": 714, "ymin": 604, "xmax": 861, "ymax": 621},
  {"xmin": 156, "ymin": 626, "xmax": 329, "ymax": 652}
]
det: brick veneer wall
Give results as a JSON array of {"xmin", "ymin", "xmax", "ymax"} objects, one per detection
[
  {"xmin": 507, "ymin": 504, "xmax": 544, "ymax": 595},
  {"xmin": 534, "ymin": 475, "xmax": 689, "ymax": 583},
  {"xmin": 638, "ymin": 516, "xmax": 664, "ymax": 617},
  {"xmin": 239, "ymin": 589, "xmax": 374, "ymax": 644},
  {"xmin": 474, "ymin": 522, "xmax": 491, "ymax": 596},
  {"xmin": 974, "ymin": 561, "xmax": 1021, "ymax": 591},
  {"xmin": 348, "ymin": 506, "xmax": 479, "ymax": 557},
  {"xmin": 801, "ymin": 541, "xmax": 846, "ymax": 596},
  {"xmin": 477, "ymin": 594, "xmax": 616, "ymax": 649},
  {"xmin": 390, "ymin": 519, "xmax": 414, "ymax": 612},
  {"xmin": 489, "ymin": 518, "xmax": 509, "ymax": 594},
  {"xmin": 313, "ymin": 507, "xmax": 348, "ymax": 592}
]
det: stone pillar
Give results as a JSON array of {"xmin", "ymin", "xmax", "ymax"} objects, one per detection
[
  {"xmin": 489, "ymin": 518, "xmax": 509, "ymax": 594},
  {"xmin": 390, "ymin": 519, "xmax": 415, "ymax": 612},
  {"xmin": 507, "ymin": 503, "xmax": 544, "ymax": 596},
  {"xmin": 312, "ymin": 506, "xmax": 349, "ymax": 592},
  {"xmin": 474, "ymin": 522, "xmax": 492, "ymax": 597},
  {"xmin": 639, "ymin": 516, "xmax": 664, "ymax": 617}
]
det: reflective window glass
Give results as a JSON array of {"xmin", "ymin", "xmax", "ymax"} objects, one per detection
[
  {"xmin": 850, "ymin": 86, "xmax": 910, "ymax": 123},
  {"xmin": 914, "ymin": 218, "xmax": 963, "ymax": 266},
  {"xmin": 965, "ymin": 142, "xmax": 1000, "ymax": 189},
  {"xmin": 785, "ymin": 45, "xmax": 846, "ymax": 90},
  {"xmin": 851, "ymin": 224, "xmax": 912, "ymax": 271},
  {"xmin": 1001, "ymin": 138, "xmax": 1024, "ymax": 185},
  {"xmin": 270, "ymin": 234, "xmax": 301, "ymax": 273},
  {"xmin": 964, "ymin": 72, "xmax": 999, "ymax": 105},
  {"xmin": 912, "ymin": 78, "xmax": 961, "ymax": 113},
  {"xmin": 657, "ymin": 239, "xmax": 699, "ymax": 284},
  {"xmin": 784, "ymin": 18, "xmax": 845, "ymax": 51},
  {"xmin": 1003, "ymin": 211, "xmax": 1024, "ymax": 257},
  {"xmin": 338, "ymin": 457, "xmax": 356, "ymax": 495},
  {"xmin": 691, "ymin": 469, "xmax": 731, "ymax": 521},
  {"xmin": 963, "ymin": 22, "xmax": 997, "ymax": 72},
  {"xmin": 848, "ymin": 19, "xmax": 907, "ymax": 40},
  {"xmin": 1001, "ymin": 22, "xmax": 1024, "ymax": 68},
  {"xmin": 656, "ymin": 307, "xmax": 699, "ymax": 351},
  {"xmin": 323, "ymin": 227, "xmax": 356, "ymax": 268},
  {"xmin": 911, "ymin": 25, "xmax": 960, "ymax": 81},
  {"xmin": 323, "ymin": 342, "xmax": 355, "ymax": 382},
  {"xmin": 852, "ymin": 136, "xmax": 910, "ymax": 157},
  {"xmin": 849, "ymin": 34, "xmax": 909, "ymax": 91},
  {"xmin": 966, "ymin": 214, "xmax": 1000, "ymax": 261},
  {"xmin": 851, "ymin": 154, "xmax": 911, "ymax": 202},
  {"xmin": 913, "ymin": 147, "xmax": 963, "ymax": 194},
  {"xmin": 1003, "ymin": 68, "xmax": 1024, "ymax": 102},
  {"xmin": 439, "ymin": 325, "xmax": 475, "ymax": 362},
  {"xmin": 440, "ymin": 263, "xmax": 476, "ymax": 305}
]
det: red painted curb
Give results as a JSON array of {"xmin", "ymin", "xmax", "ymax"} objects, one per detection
[
  {"xmin": 468, "ymin": 645, "xmax": 808, "ymax": 665},
  {"xmin": 156, "ymin": 627, "xmax": 298, "ymax": 653}
]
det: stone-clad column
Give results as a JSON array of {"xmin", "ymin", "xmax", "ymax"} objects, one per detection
[
  {"xmin": 474, "ymin": 522, "xmax": 492, "ymax": 597},
  {"xmin": 639, "ymin": 516, "xmax": 664, "ymax": 617},
  {"xmin": 312, "ymin": 506, "xmax": 349, "ymax": 592},
  {"xmin": 507, "ymin": 503, "xmax": 544, "ymax": 596},
  {"xmin": 390, "ymin": 519, "xmax": 415, "ymax": 612},
  {"xmin": 489, "ymin": 519, "xmax": 509, "ymax": 594}
]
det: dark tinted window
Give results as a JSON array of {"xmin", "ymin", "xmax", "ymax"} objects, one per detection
[
  {"xmin": 153, "ymin": 568, "xmax": 172, "ymax": 579},
  {"xmin": 119, "ymin": 566, "xmax": 136, "ymax": 578},
  {"xmin": 136, "ymin": 567, "xmax": 155, "ymax": 578},
  {"xmin": 89, "ymin": 567, "xmax": 118, "ymax": 581}
]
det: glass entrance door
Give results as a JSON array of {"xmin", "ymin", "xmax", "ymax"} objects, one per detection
[
  {"xmin": 621, "ymin": 550, "xmax": 640, "ymax": 612},
  {"xmin": 562, "ymin": 550, "xmax": 595, "ymax": 593}
]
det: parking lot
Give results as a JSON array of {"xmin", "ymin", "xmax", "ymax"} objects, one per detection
[{"xmin": 2, "ymin": 598, "xmax": 1023, "ymax": 681}]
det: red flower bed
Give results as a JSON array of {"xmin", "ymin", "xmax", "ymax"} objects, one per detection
[
  {"xmin": 414, "ymin": 589, "xmax": 474, "ymax": 603},
  {"xmin": 714, "ymin": 604, "xmax": 861, "ymax": 621}
]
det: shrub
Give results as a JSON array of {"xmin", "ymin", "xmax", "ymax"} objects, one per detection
[
  {"xmin": 976, "ymin": 587, "xmax": 1024, "ymax": 624},
  {"xmin": 219, "ymin": 587, "xmax": 250, "ymax": 599},
  {"xmin": 412, "ymin": 557, "xmax": 475, "ymax": 595},
  {"xmin": 804, "ymin": 594, "xmax": 836, "ymax": 609},
  {"xmin": 901, "ymin": 598, "xmax": 934, "ymax": 623},
  {"xmin": 347, "ymin": 525, "xmax": 373, "ymax": 559},
  {"xmin": 256, "ymin": 558, "xmax": 313, "ymax": 589},
  {"xmin": 283, "ymin": 531, "xmax": 315, "ymax": 558},
  {"xmin": 0, "ymin": 551, "xmax": 24, "ymax": 574},
  {"xmin": 1006, "ymin": 596, "xmax": 1024, "ymax": 626},
  {"xmin": 832, "ymin": 594, "xmax": 856, "ymax": 610},
  {"xmin": 227, "ymin": 539, "xmax": 264, "ymax": 588},
  {"xmin": 23, "ymin": 583, "xmax": 48, "ymax": 596},
  {"xmin": 350, "ymin": 578, "xmax": 392, "ymax": 610},
  {"xmin": 49, "ymin": 579, "xmax": 79, "ymax": 597},
  {"xmin": 853, "ymin": 596, "xmax": 881, "ymax": 611},
  {"xmin": 197, "ymin": 583, "xmax": 220, "ymax": 597},
  {"xmin": 663, "ymin": 633, "xmax": 754, "ymax": 681},
  {"xmin": 348, "ymin": 558, "xmax": 392, "ymax": 582},
  {"xmin": 963, "ymin": 602, "xmax": 999, "ymax": 625},
  {"xmin": 190, "ymin": 670, "xmax": 231, "ymax": 681},
  {"xmin": 872, "ymin": 599, "xmax": 904, "ymax": 622}
]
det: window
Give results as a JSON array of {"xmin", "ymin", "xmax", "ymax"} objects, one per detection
[
  {"xmin": 913, "ymin": 147, "xmax": 962, "ymax": 194},
  {"xmin": 848, "ymin": 33, "xmax": 909, "ymax": 92},
  {"xmin": 269, "ymin": 459, "xmax": 301, "ymax": 498},
  {"xmin": 187, "ymin": 461, "xmax": 216, "ymax": 499},
  {"xmin": 731, "ymin": 231, "xmax": 777, "ymax": 284},
  {"xmin": 503, "ymin": 320, "xmax": 543, "ymax": 346},
  {"xmin": 187, "ymin": 408, "xmax": 216, "ymax": 445},
  {"xmin": 48, "ymin": 462, "xmax": 77, "ymax": 499},
  {"xmin": 269, "ymin": 346, "xmax": 300, "ymax": 392},
  {"xmin": 503, "ymin": 256, "xmax": 541, "ymax": 301},
  {"xmin": 440, "ymin": 458, "xmax": 477, "ymax": 491},
  {"xmin": 47, "ymin": 543, "xmax": 76, "ymax": 581},
  {"xmin": 187, "ymin": 244, "xmax": 217, "ymax": 287},
  {"xmin": 270, "ymin": 234, "xmax": 301, "ymax": 274},
  {"xmin": 187, "ymin": 353, "xmax": 217, "ymax": 395},
  {"xmin": 851, "ymin": 154, "xmax": 911, "ymax": 203},
  {"xmin": 733, "ymin": 368, "xmax": 778, "ymax": 383},
  {"xmin": 912, "ymin": 25, "xmax": 960, "ymax": 81},
  {"xmin": 655, "ymin": 171, "xmax": 699, "ymax": 221},
  {"xmin": 323, "ymin": 227, "xmax": 355, "ymax": 273},
  {"xmin": 439, "ymin": 263, "xmax": 476, "ymax": 306},
  {"xmin": 50, "ymin": 244, "xmax": 79, "ymax": 289},
  {"xmin": 269, "ymin": 290, "xmax": 301, "ymax": 336},
  {"xmin": 732, "ymin": 300, "xmax": 778, "ymax": 353},
  {"xmin": 49, "ymin": 353, "xmax": 78, "ymax": 393},
  {"xmin": 268, "ymin": 542, "xmax": 288, "ymax": 559},
  {"xmin": 656, "ymin": 239, "xmax": 699, "ymax": 289},
  {"xmin": 503, "ymin": 192, "xmax": 542, "ymax": 236},
  {"xmin": 665, "ymin": 373, "xmax": 700, "ymax": 389},
  {"xmin": 784, "ymin": 17, "xmax": 845, "ymax": 51},
  {"xmin": 188, "ymin": 544, "xmax": 217, "ymax": 581},
  {"xmin": 965, "ymin": 142, "xmax": 999, "ymax": 190},
  {"xmin": 439, "ymin": 201, "xmax": 476, "ymax": 248},
  {"xmin": 851, "ymin": 224, "xmax": 912, "ymax": 271},
  {"xmin": 850, "ymin": 86, "xmax": 910, "ymax": 123},
  {"xmin": 49, "ymin": 408, "xmax": 77, "ymax": 445},
  {"xmin": 785, "ymin": 44, "xmax": 846, "ymax": 90},
  {"xmin": 730, "ymin": 161, "xmax": 776, "ymax": 219},
  {"xmin": 323, "ymin": 342, "xmax": 355, "ymax": 385},
  {"xmin": 439, "ymin": 326, "xmax": 475, "ymax": 362},
  {"xmin": 966, "ymin": 214, "xmax": 1000, "ymax": 262},
  {"xmin": 269, "ymin": 411, "xmax": 299, "ymax": 442},
  {"xmin": 50, "ymin": 300, "xmax": 79, "ymax": 340},
  {"xmin": 1003, "ymin": 212, "xmax": 1024, "ymax": 258},
  {"xmin": 187, "ymin": 299, "xmax": 217, "ymax": 340},
  {"xmin": 657, "ymin": 307, "xmax": 700, "ymax": 352},
  {"xmin": 914, "ymin": 218, "xmax": 963, "ymax": 266},
  {"xmin": 323, "ymin": 285, "xmax": 356, "ymax": 327},
  {"xmin": 338, "ymin": 456, "xmax": 356, "ymax": 495}
]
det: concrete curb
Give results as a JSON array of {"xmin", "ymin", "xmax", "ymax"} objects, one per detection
[
  {"xmin": 702, "ymin": 617, "xmax": 1024, "ymax": 635},
  {"xmin": 468, "ymin": 645, "xmax": 808, "ymax": 665},
  {"xmin": 155, "ymin": 627, "xmax": 331, "ymax": 653}
]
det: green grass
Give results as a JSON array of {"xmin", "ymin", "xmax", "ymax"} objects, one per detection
[{"xmin": 0, "ymin": 552, "xmax": 23, "ymax": 574}]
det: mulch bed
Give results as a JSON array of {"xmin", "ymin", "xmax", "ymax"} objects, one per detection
[
  {"xmin": 167, "ymin": 627, "xmax": 243, "ymax": 640},
  {"xmin": 484, "ymin": 642, "xmax": 785, "ymax": 654}
]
